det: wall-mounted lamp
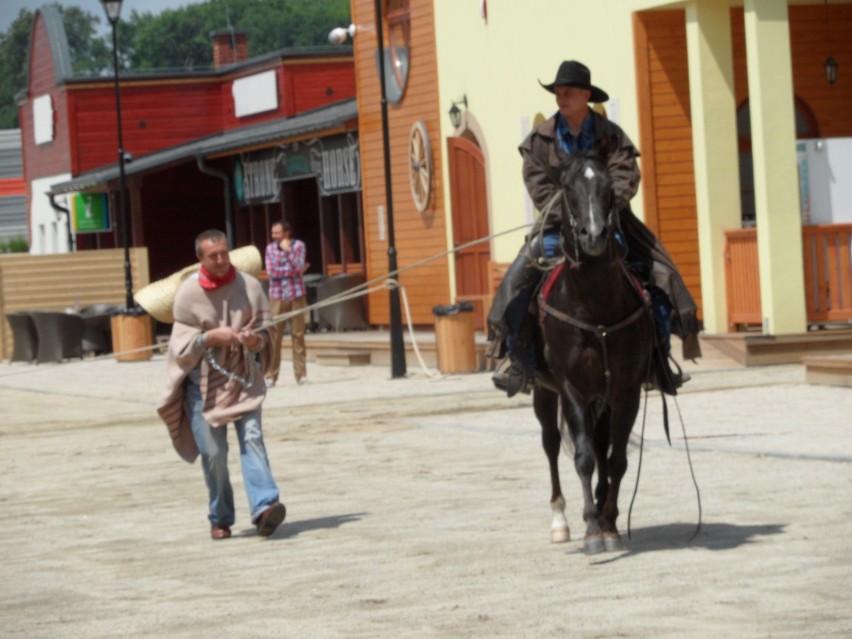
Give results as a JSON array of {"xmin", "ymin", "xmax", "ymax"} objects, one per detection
[
  {"xmin": 823, "ymin": 0, "xmax": 838, "ymax": 86},
  {"xmin": 328, "ymin": 23, "xmax": 356, "ymax": 44},
  {"xmin": 825, "ymin": 56, "xmax": 838, "ymax": 86},
  {"xmin": 448, "ymin": 95, "xmax": 468, "ymax": 129}
]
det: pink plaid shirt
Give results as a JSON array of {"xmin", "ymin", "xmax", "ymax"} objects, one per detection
[{"xmin": 264, "ymin": 239, "xmax": 306, "ymax": 301}]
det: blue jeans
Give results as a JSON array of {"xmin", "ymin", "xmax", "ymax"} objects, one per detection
[{"xmin": 185, "ymin": 381, "xmax": 280, "ymax": 527}]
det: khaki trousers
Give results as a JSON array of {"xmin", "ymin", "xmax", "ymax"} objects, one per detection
[{"xmin": 268, "ymin": 296, "xmax": 308, "ymax": 383}]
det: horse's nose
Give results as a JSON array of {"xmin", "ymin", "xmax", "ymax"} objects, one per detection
[
  {"xmin": 580, "ymin": 225, "xmax": 609, "ymax": 241},
  {"xmin": 579, "ymin": 224, "xmax": 609, "ymax": 256}
]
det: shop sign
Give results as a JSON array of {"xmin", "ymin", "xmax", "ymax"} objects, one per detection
[
  {"xmin": 235, "ymin": 133, "xmax": 360, "ymax": 205},
  {"xmin": 235, "ymin": 149, "xmax": 279, "ymax": 205},
  {"xmin": 317, "ymin": 133, "xmax": 361, "ymax": 196},
  {"xmin": 71, "ymin": 192, "xmax": 110, "ymax": 233}
]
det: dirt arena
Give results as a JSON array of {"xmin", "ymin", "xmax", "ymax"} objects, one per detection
[{"xmin": 0, "ymin": 353, "xmax": 849, "ymax": 638}]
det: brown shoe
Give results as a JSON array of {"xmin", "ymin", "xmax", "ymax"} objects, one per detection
[
  {"xmin": 211, "ymin": 524, "xmax": 232, "ymax": 540},
  {"xmin": 256, "ymin": 502, "xmax": 286, "ymax": 537}
]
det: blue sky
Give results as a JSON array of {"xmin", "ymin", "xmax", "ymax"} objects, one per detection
[{"xmin": 1, "ymin": 1, "xmax": 209, "ymax": 33}]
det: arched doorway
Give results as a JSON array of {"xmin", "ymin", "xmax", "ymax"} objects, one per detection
[{"xmin": 447, "ymin": 135, "xmax": 491, "ymax": 329}]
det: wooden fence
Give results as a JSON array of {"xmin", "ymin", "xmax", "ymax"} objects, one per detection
[
  {"xmin": 0, "ymin": 248, "xmax": 149, "ymax": 360},
  {"xmin": 724, "ymin": 224, "xmax": 852, "ymax": 330}
]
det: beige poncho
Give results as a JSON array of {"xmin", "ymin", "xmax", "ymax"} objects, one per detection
[{"xmin": 156, "ymin": 272, "xmax": 276, "ymax": 463}]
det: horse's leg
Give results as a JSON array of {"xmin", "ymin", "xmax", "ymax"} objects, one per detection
[
  {"xmin": 561, "ymin": 395, "xmax": 602, "ymax": 554},
  {"xmin": 533, "ymin": 387, "xmax": 570, "ymax": 543},
  {"xmin": 593, "ymin": 407, "xmax": 611, "ymax": 515},
  {"xmin": 600, "ymin": 390, "xmax": 642, "ymax": 552}
]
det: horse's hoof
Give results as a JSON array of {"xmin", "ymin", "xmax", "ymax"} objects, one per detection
[
  {"xmin": 551, "ymin": 526, "xmax": 570, "ymax": 544},
  {"xmin": 603, "ymin": 533, "xmax": 624, "ymax": 552},
  {"xmin": 583, "ymin": 534, "xmax": 605, "ymax": 554}
]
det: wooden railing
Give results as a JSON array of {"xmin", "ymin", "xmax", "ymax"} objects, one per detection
[
  {"xmin": 724, "ymin": 224, "xmax": 852, "ymax": 330},
  {"xmin": 326, "ymin": 262, "xmax": 363, "ymax": 276},
  {"xmin": 802, "ymin": 225, "xmax": 852, "ymax": 322}
]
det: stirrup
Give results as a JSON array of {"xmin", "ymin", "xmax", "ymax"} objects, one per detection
[
  {"xmin": 492, "ymin": 358, "xmax": 532, "ymax": 397},
  {"xmin": 669, "ymin": 356, "xmax": 690, "ymax": 389}
]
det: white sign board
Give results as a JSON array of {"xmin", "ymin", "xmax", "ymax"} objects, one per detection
[
  {"xmin": 232, "ymin": 70, "xmax": 278, "ymax": 118},
  {"xmin": 33, "ymin": 94, "xmax": 54, "ymax": 145}
]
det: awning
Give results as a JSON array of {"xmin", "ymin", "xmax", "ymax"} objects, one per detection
[{"xmin": 48, "ymin": 98, "xmax": 358, "ymax": 195}]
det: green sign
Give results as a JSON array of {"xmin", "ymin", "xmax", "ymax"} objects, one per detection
[{"xmin": 72, "ymin": 193, "xmax": 110, "ymax": 233}]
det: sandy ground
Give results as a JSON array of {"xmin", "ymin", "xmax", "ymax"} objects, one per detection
[{"xmin": 0, "ymin": 350, "xmax": 850, "ymax": 638}]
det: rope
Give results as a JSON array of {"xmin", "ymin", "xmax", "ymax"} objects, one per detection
[
  {"xmin": 675, "ymin": 394, "xmax": 703, "ymax": 542},
  {"xmin": 626, "ymin": 388, "xmax": 703, "ymax": 544},
  {"xmin": 1, "ymin": 222, "xmax": 533, "ymax": 377},
  {"xmin": 626, "ymin": 388, "xmax": 649, "ymax": 539}
]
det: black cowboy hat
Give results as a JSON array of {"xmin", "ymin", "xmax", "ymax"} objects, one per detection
[{"xmin": 539, "ymin": 60, "xmax": 609, "ymax": 103}]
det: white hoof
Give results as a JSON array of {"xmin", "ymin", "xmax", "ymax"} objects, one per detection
[{"xmin": 551, "ymin": 526, "xmax": 571, "ymax": 543}]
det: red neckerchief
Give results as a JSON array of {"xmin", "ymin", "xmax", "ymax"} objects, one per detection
[{"xmin": 198, "ymin": 265, "xmax": 236, "ymax": 290}]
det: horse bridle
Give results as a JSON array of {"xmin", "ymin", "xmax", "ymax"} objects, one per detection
[{"xmin": 559, "ymin": 180, "xmax": 619, "ymax": 269}]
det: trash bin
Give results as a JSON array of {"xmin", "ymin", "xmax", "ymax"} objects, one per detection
[
  {"xmin": 110, "ymin": 309, "xmax": 154, "ymax": 362},
  {"xmin": 432, "ymin": 301, "xmax": 477, "ymax": 374}
]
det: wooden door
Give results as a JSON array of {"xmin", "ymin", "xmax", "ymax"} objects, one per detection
[{"xmin": 448, "ymin": 137, "xmax": 490, "ymax": 329}]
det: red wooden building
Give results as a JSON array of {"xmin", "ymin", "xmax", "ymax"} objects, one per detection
[{"xmin": 19, "ymin": 6, "xmax": 360, "ymax": 282}]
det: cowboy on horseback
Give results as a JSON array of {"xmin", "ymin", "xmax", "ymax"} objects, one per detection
[{"xmin": 488, "ymin": 60, "xmax": 702, "ymax": 397}]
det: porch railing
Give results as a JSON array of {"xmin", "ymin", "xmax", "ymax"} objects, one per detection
[{"xmin": 724, "ymin": 224, "xmax": 852, "ymax": 330}]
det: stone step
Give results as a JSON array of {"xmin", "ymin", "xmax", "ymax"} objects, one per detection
[
  {"xmin": 803, "ymin": 355, "xmax": 852, "ymax": 388},
  {"xmin": 314, "ymin": 350, "xmax": 372, "ymax": 366}
]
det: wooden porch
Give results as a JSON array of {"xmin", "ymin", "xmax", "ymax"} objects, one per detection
[{"xmin": 715, "ymin": 223, "xmax": 852, "ymax": 380}]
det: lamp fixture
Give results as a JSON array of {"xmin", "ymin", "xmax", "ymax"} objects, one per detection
[
  {"xmin": 825, "ymin": 56, "xmax": 838, "ymax": 86},
  {"xmin": 99, "ymin": 0, "xmax": 123, "ymax": 25},
  {"xmin": 448, "ymin": 95, "xmax": 468, "ymax": 129},
  {"xmin": 823, "ymin": 0, "xmax": 838, "ymax": 86},
  {"xmin": 328, "ymin": 23, "xmax": 356, "ymax": 45}
]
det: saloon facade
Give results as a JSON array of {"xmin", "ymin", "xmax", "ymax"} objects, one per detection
[{"xmin": 20, "ymin": 6, "xmax": 359, "ymax": 283}]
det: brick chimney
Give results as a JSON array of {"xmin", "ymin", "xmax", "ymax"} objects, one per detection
[{"xmin": 210, "ymin": 29, "xmax": 248, "ymax": 69}]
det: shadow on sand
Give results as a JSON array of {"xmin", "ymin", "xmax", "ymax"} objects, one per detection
[
  {"xmin": 581, "ymin": 521, "xmax": 786, "ymax": 563},
  {"xmin": 274, "ymin": 512, "xmax": 366, "ymax": 540},
  {"xmin": 233, "ymin": 512, "xmax": 366, "ymax": 540}
]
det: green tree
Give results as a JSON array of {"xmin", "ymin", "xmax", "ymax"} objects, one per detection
[
  {"xmin": 127, "ymin": 0, "xmax": 350, "ymax": 70},
  {"xmin": 0, "ymin": 9, "xmax": 35, "ymax": 129},
  {"xmin": 0, "ymin": 4, "xmax": 110, "ymax": 129}
]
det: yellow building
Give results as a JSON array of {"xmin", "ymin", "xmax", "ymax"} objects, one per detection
[{"xmin": 350, "ymin": 0, "xmax": 851, "ymax": 342}]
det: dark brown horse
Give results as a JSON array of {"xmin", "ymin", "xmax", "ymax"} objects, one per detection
[{"xmin": 533, "ymin": 151, "xmax": 653, "ymax": 554}]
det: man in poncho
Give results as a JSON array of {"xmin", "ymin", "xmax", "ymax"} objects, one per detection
[{"xmin": 157, "ymin": 229, "xmax": 286, "ymax": 540}]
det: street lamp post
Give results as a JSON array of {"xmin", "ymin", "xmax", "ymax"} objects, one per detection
[
  {"xmin": 101, "ymin": 0, "xmax": 135, "ymax": 312},
  {"xmin": 373, "ymin": 0, "xmax": 407, "ymax": 378},
  {"xmin": 329, "ymin": 3, "xmax": 407, "ymax": 378}
]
